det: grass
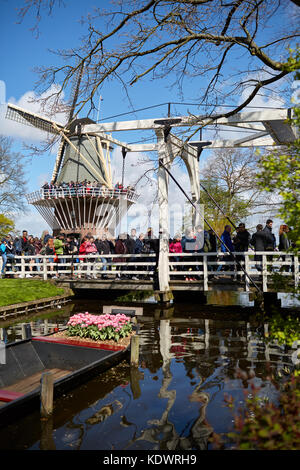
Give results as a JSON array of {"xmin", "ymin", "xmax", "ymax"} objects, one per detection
[{"xmin": 0, "ymin": 279, "xmax": 65, "ymax": 307}]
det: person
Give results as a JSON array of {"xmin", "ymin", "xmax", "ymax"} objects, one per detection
[
  {"xmin": 144, "ymin": 228, "xmax": 158, "ymax": 279},
  {"xmin": 279, "ymin": 224, "xmax": 291, "ymax": 272},
  {"xmin": 217, "ymin": 225, "xmax": 235, "ymax": 275},
  {"xmin": 21, "ymin": 230, "xmax": 29, "ymax": 255},
  {"xmin": 65, "ymin": 236, "xmax": 78, "ymax": 256},
  {"xmin": 64, "ymin": 236, "xmax": 78, "ymax": 277},
  {"xmin": 53, "ymin": 235, "xmax": 65, "ymax": 277},
  {"xmin": 0, "ymin": 238, "xmax": 17, "ymax": 277},
  {"xmin": 124, "ymin": 233, "xmax": 135, "ymax": 255},
  {"xmin": 262, "ymin": 219, "xmax": 276, "ymax": 250},
  {"xmin": 195, "ymin": 225, "xmax": 205, "ymax": 252},
  {"xmin": 130, "ymin": 228, "xmax": 137, "ymax": 241},
  {"xmin": 13, "ymin": 236, "xmax": 22, "ymax": 257},
  {"xmin": 250, "ymin": 224, "xmax": 266, "ymax": 271},
  {"xmin": 207, "ymin": 229, "xmax": 217, "ymax": 276},
  {"xmin": 114, "ymin": 234, "xmax": 128, "ymax": 279},
  {"xmin": 124, "ymin": 233, "xmax": 136, "ymax": 279},
  {"xmin": 41, "ymin": 230, "xmax": 51, "ymax": 245},
  {"xmin": 233, "ymin": 223, "xmax": 251, "ymax": 252},
  {"xmin": 45, "ymin": 237, "xmax": 55, "ymax": 277},
  {"xmin": 181, "ymin": 228, "xmax": 197, "ymax": 281},
  {"xmin": 78, "ymin": 237, "xmax": 88, "ymax": 278},
  {"xmin": 95, "ymin": 234, "xmax": 111, "ymax": 279},
  {"xmin": 233, "ymin": 223, "xmax": 251, "ymax": 281},
  {"xmin": 134, "ymin": 233, "xmax": 147, "ymax": 279},
  {"xmin": 262, "ymin": 219, "xmax": 276, "ymax": 272},
  {"xmin": 25, "ymin": 236, "xmax": 37, "ymax": 277},
  {"xmin": 0, "ymin": 239, "xmax": 6, "ymax": 277},
  {"xmin": 4, "ymin": 235, "xmax": 17, "ymax": 274},
  {"xmin": 85, "ymin": 236, "xmax": 99, "ymax": 278},
  {"xmin": 33, "ymin": 236, "xmax": 43, "ymax": 273},
  {"xmin": 169, "ymin": 233, "xmax": 183, "ymax": 280},
  {"xmin": 195, "ymin": 225, "xmax": 211, "ymax": 274}
]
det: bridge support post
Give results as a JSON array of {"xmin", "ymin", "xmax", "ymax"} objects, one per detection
[
  {"xmin": 155, "ymin": 128, "xmax": 201, "ymax": 304},
  {"xmin": 156, "ymin": 129, "xmax": 172, "ymax": 301}
]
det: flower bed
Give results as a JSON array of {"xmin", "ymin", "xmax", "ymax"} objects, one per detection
[{"xmin": 65, "ymin": 312, "xmax": 133, "ymax": 343}]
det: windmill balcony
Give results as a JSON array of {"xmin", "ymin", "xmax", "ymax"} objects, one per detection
[
  {"xmin": 25, "ymin": 186, "xmax": 140, "ymax": 237},
  {"xmin": 26, "ymin": 187, "xmax": 140, "ymax": 205}
]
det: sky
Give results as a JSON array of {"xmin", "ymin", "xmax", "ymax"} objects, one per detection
[{"xmin": 0, "ymin": 0, "xmax": 298, "ymax": 239}]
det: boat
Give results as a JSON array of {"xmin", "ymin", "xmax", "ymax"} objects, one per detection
[{"xmin": 0, "ymin": 331, "xmax": 131, "ymax": 427}]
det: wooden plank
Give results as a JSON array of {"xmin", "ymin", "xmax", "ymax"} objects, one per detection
[
  {"xmin": 40, "ymin": 372, "xmax": 54, "ymax": 418},
  {"xmin": 130, "ymin": 335, "xmax": 139, "ymax": 367},
  {"xmin": 2, "ymin": 369, "xmax": 71, "ymax": 396}
]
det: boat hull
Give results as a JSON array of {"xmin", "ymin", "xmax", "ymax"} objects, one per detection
[{"xmin": 0, "ymin": 335, "xmax": 129, "ymax": 427}]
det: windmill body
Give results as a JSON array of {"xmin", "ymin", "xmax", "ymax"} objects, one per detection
[{"xmin": 6, "ymin": 104, "xmax": 139, "ymax": 238}]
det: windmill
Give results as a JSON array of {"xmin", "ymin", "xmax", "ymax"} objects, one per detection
[{"xmin": 5, "ymin": 69, "xmax": 138, "ymax": 238}]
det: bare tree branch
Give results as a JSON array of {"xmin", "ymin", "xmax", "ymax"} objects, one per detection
[{"xmin": 16, "ymin": 0, "xmax": 299, "ymax": 130}]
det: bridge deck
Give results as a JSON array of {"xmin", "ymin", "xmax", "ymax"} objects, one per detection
[{"xmin": 56, "ymin": 275, "xmax": 294, "ymax": 294}]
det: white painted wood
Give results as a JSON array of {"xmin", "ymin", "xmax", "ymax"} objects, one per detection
[
  {"xmin": 245, "ymin": 254, "xmax": 250, "ymax": 292},
  {"xmin": 20, "ymin": 258, "xmax": 26, "ymax": 278},
  {"xmin": 156, "ymin": 128, "xmax": 171, "ymax": 293},
  {"xmin": 83, "ymin": 109, "xmax": 290, "ymax": 133},
  {"xmin": 43, "ymin": 257, "xmax": 48, "ymax": 281},
  {"xmin": 203, "ymin": 255, "xmax": 208, "ymax": 291},
  {"xmin": 262, "ymin": 255, "xmax": 268, "ymax": 292},
  {"xmin": 192, "ymin": 137, "xmax": 276, "ymax": 148}
]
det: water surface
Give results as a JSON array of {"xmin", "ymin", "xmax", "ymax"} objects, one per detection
[{"xmin": 0, "ymin": 294, "xmax": 298, "ymax": 450}]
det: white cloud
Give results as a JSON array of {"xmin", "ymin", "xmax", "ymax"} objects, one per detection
[
  {"xmin": 109, "ymin": 144, "xmax": 196, "ymax": 236},
  {"xmin": 12, "ymin": 210, "xmax": 50, "ymax": 237},
  {"xmin": 0, "ymin": 83, "xmax": 67, "ymax": 148}
]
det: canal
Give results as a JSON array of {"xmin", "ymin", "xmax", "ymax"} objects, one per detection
[{"xmin": 0, "ymin": 292, "xmax": 299, "ymax": 450}]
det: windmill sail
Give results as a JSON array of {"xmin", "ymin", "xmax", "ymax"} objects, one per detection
[
  {"xmin": 5, "ymin": 103, "xmax": 65, "ymax": 135},
  {"xmin": 51, "ymin": 62, "xmax": 85, "ymax": 182}
]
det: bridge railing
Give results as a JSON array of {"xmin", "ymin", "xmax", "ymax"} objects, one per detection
[
  {"xmin": 168, "ymin": 251, "xmax": 299, "ymax": 292},
  {"xmin": 1, "ymin": 253, "xmax": 157, "ymax": 281},
  {"xmin": 1, "ymin": 251, "xmax": 299, "ymax": 292}
]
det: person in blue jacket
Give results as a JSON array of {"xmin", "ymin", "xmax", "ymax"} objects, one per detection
[
  {"xmin": 217, "ymin": 225, "xmax": 235, "ymax": 274},
  {"xmin": 0, "ymin": 239, "xmax": 6, "ymax": 276}
]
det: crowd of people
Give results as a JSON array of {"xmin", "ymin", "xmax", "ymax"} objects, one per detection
[
  {"xmin": 41, "ymin": 180, "xmax": 135, "ymax": 197},
  {"xmin": 0, "ymin": 219, "xmax": 294, "ymax": 279}
]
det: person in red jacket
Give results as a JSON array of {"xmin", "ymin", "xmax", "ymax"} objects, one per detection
[
  {"xmin": 78, "ymin": 237, "xmax": 88, "ymax": 278},
  {"xmin": 169, "ymin": 234, "xmax": 183, "ymax": 280}
]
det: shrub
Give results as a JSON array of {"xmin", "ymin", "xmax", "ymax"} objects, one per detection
[{"xmin": 211, "ymin": 371, "xmax": 300, "ymax": 450}]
